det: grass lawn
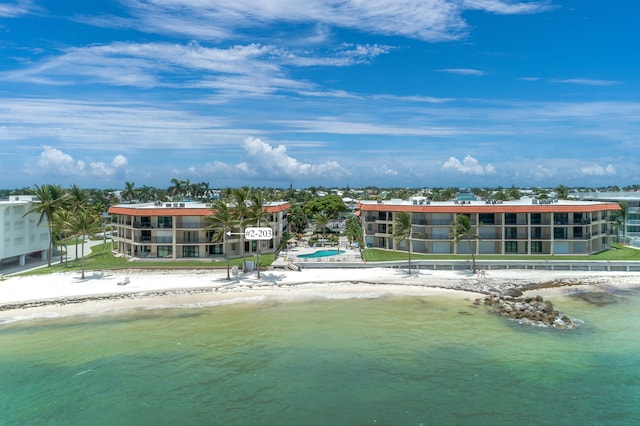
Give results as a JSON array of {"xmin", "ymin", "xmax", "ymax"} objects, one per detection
[
  {"xmin": 19, "ymin": 241, "xmax": 639, "ymax": 277},
  {"xmin": 362, "ymin": 243, "xmax": 640, "ymax": 262},
  {"xmin": 23, "ymin": 243, "xmax": 276, "ymax": 276}
]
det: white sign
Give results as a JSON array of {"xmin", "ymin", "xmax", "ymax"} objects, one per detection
[{"xmin": 244, "ymin": 227, "xmax": 273, "ymax": 240}]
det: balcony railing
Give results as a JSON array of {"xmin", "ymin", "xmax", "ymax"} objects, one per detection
[{"xmin": 133, "ymin": 236, "xmax": 173, "ymax": 244}]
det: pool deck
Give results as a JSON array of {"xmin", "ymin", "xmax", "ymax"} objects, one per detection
[{"xmin": 273, "ymin": 243, "xmax": 363, "ymax": 269}]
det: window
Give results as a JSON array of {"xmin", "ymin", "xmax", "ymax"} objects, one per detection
[
  {"xmin": 573, "ymin": 227, "xmax": 583, "ymax": 238},
  {"xmin": 183, "ymin": 231, "xmax": 199, "ymax": 243},
  {"xmin": 479, "ymin": 213, "xmax": 495, "ymax": 224},
  {"xmin": 157, "ymin": 246, "xmax": 172, "ymax": 257},
  {"xmin": 505, "ymin": 241, "xmax": 518, "ymax": 253},
  {"xmin": 531, "ymin": 227, "xmax": 542, "ymax": 239},
  {"xmin": 531, "ymin": 241, "xmax": 542, "ymax": 253},
  {"xmin": 531, "ymin": 213, "xmax": 542, "ymax": 225},
  {"xmin": 158, "ymin": 216, "xmax": 172, "ymax": 228},
  {"xmin": 182, "ymin": 246, "xmax": 199, "ymax": 258},
  {"xmin": 505, "ymin": 213, "xmax": 517, "ymax": 225},
  {"xmin": 505, "ymin": 227, "xmax": 518, "ymax": 239},
  {"xmin": 554, "ymin": 213, "xmax": 568, "ymax": 225},
  {"xmin": 554, "ymin": 228, "xmax": 567, "ymax": 239}
]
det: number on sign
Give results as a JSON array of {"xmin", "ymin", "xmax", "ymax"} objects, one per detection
[{"xmin": 244, "ymin": 227, "xmax": 273, "ymax": 240}]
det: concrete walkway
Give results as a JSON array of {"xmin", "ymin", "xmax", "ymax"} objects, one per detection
[{"xmin": 0, "ymin": 238, "xmax": 107, "ymax": 276}]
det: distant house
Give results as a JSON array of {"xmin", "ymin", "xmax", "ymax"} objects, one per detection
[
  {"xmin": 359, "ymin": 197, "xmax": 620, "ymax": 255},
  {"xmin": 108, "ymin": 201, "xmax": 290, "ymax": 260},
  {"xmin": 0, "ymin": 195, "xmax": 51, "ymax": 268}
]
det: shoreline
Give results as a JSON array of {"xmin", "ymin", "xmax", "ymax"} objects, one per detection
[{"xmin": 1, "ymin": 267, "xmax": 639, "ymax": 323}]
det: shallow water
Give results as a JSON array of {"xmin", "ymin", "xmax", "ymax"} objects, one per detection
[{"xmin": 1, "ymin": 289, "xmax": 639, "ymax": 425}]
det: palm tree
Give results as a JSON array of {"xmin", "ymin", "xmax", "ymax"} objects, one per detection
[
  {"xmin": 66, "ymin": 207, "xmax": 102, "ymax": 279},
  {"xmin": 24, "ymin": 184, "xmax": 67, "ymax": 267},
  {"xmin": 617, "ymin": 201, "xmax": 628, "ymax": 242},
  {"xmin": 51, "ymin": 207, "xmax": 73, "ymax": 265},
  {"xmin": 168, "ymin": 178, "xmax": 185, "ymax": 201},
  {"xmin": 244, "ymin": 190, "xmax": 270, "ymax": 279},
  {"xmin": 187, "ymin": 181, "xmax": 200, "ymax": 200},
  {"xmin": 121, "ymin": 181, "xmax": 137, "ymax": 203},
  {"xmin": 204, "ymin": 199, "xmax": 237, "ymax": 280},
  {"xmin": 313, "ymin": 212, "xmax": 331, "ymax": 246},
  {"xmin": 233, "ymin": 187, "xmax": 252, "ymax": 272},
  {"xmin": 393, "ymin": 211, "xmax": 413, "ymax": 274},
  {"xmin": 67, "ymin": 184, "xmax": 89, "ymax": 258},
  {"xmin": 449, "ymin": 214, "xmax": 481, "ymax": 273},
  {"xmin": 138, "ymin": 185, "xmax": 155, "ymax": 203},
  {"xmin": 198, "ymin": 181, "xmax": 211, "ymax": 201},
  {"xmin": 345, "ymin": 216, "xmax": 363, "ymax": 246}
]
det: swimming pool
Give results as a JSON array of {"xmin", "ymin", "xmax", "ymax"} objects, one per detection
[{"xmin": 297, "ymin": 249, "xmax": 345, "ymax": 259}]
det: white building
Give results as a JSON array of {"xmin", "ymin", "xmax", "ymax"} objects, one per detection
[
  {"xmin": 0, "ymin": 195, "xmax": 51, "ymax": 267},
  {"xmin": 575, "ymin": 191, "xmax": 640, "ymax": 243}
]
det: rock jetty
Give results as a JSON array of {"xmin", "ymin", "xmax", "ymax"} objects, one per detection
[{"xmin": 475, "ymin": 294, "xmax": 577, "ymax": 329}]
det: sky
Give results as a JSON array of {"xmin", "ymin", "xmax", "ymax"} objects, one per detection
[{"xmin": 0, "ymin": 0, "xmax": 639, "ymax": 190}]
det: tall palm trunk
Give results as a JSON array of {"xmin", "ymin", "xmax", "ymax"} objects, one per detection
[
  {"xmin": 467, "ymin": 235, "xmax": 477, "ymax": 273},
  {"xmin": 81, "ymin": 241, "xmax": 86, "ymax": 279}
]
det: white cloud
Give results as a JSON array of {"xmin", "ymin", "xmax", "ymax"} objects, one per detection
[
  {"xmin": 243, "ymin": 137, "xmax": 351, "ymax": 179},
  {"xmin": 462, "ymin": 0, "xmax": 552, "ymax": 15},
  {"xmin": 441, "ymin": 155, "xmax": 496, "ymax": 175},
  {"xmin": 529, "ymin": 164, "xmax": 557, "ymax": 180},
  {"xmin": 550, "ymin": 78, "xmax": 619, "ymax": 86},
  {"xmin": 436, "ymin": 68, "xmax": 485, "ymax": 76},
  {"xmin": 112, "ymin": 155, "xmax": 128, "ymax": 168},
  {"xmin": 1, "ymin": 41, "xmax": 391, "ymax": 95},
  {"xmin": 379, "ymin": 165, "xmax": 399, "ymax": 176},
  {"xmin": 579, "ymin": 164, "xmax": 616, "ymax": 176},
  {"xmin": 0, "ymin": 0, "xmax": 37, "ymax": 18},
  {"xmin": 85, "ymin": 0, "xmax": 550, "ymax": 43},
  {"xmin": 200, "ymin": 137, "xmax": 351, "ymax": 182},
  {"xmin": 26, "ymin": 146, "xmax": 128, "ymax": 178}
]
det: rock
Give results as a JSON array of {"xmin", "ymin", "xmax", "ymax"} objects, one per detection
[{"xmin": 477, "ymin": 293, "xmax": 578, "ymax": 329}]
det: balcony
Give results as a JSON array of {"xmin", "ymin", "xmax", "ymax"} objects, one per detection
[
  {"xmin": 176, "ymin": 237, "xmax": 213, "ymax": 244},
  {"xmin": 133, "ymin": 236, "xmax": 173, "ymax": 244}
]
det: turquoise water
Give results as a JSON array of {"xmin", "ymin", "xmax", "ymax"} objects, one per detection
[
  {"xmin": 1, "ymin": 289, "xmax": 639, "ymax": 425},
  {"xmin": 297, "ymin": 249, "xmax": 345, "ymax": 258}
]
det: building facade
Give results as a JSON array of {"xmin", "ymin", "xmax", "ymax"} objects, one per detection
[
  {"xmin": 108, "ymin": 201, "xmax": 290, "ymax": 260},
  {"xmin": 575, "ymin": 191, "xmax": 640, "ymax": 242},
  {"xmin": 0, "ymin": 195, "xmax": 51, "ymax": 267},
  {"xmin": 359, "ymin": 198, "xmax": 620, "ymax": 256}
]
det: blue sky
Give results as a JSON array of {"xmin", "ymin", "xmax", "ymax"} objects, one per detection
[{"xmin": 1, "ymin": 0, "xmax": 638, "ymax": 190}]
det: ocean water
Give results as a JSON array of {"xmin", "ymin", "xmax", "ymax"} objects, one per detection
[{"xmin": 1, "ymin": 288, "xmax": 639, "ymax": 425}]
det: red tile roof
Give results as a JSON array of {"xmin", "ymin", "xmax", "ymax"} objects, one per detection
[
  {"xmin": 108, "ymin": 202, "xmax": 290, "ymax": 217},
  {"xmin": 358, "ymin": 202, "xmax": 620, "ymax": 214}
]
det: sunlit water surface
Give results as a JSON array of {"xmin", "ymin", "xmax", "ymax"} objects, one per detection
[{"xmin": 1, "ymin": 287, "xmax": 639, "ymax": 425}]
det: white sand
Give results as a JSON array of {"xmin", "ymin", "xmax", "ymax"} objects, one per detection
[{"xmin": 1, "ymin": 267, "xmax": 639, "ymax": 322}]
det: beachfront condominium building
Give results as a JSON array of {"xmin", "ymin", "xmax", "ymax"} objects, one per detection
[
  {"xmin": 359, "ymin": 197, "xmax": 620, "ymax": 256},
  {"xmin": 0, "ymin": 195, "xmax": 51, "ymax": 268},
  {"xmin": 108, "ymin": 201, "xmax": 290, "ymax": 260},
  {"xmin": 574, "ymin": 191, "xmax": 640, "ymax": 244}
]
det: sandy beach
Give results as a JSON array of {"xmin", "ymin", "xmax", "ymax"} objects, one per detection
[{"xmin": 1, "ymin": 266, "xmax": 639, "ymax": 323}]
